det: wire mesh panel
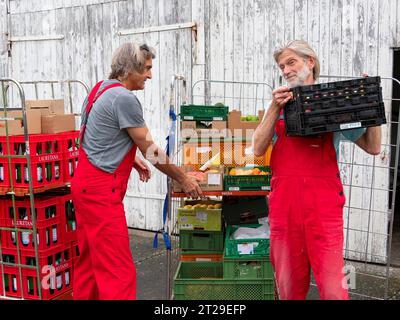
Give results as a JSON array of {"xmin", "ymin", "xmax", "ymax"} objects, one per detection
[
  {"xmin": 0, "ymin": 78, "xmax": 88, "ymax": 300},
  {"xmin": 316, "ymin": 75, "xmax": 400, "ymax": 300},
  {"xmin": 166, "ymin": 78, "xmax": 273, "ymax": 299}
]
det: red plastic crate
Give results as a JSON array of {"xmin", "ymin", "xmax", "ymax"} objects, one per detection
[
  {"xmin": 0, "ymin": 245, "xmax": 73, "ymax": 300},
  {"xmin": 58, "ymin": 131, "xmax": 80, "ymax": 183},
  {"xmin": 0, "ymin": 264, "xmax": 21, "ymax": 298},
  {"xmin": 1, "ymin": 196, "xmax": 62, "ymax": 229},
  {"xmin": 0, "ymin": 134, "xmax": 68, "ymax": 195},
  {"xmin": 1, "ymin": 216, "xmax": 65, "ymax": 252}
]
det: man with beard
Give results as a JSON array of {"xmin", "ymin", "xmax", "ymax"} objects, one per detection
[{"xmin": 253, "ymin": 40, "xmax": 382, "ymax": 300}]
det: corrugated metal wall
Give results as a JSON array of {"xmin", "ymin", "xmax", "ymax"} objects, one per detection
[{"xmin": 0, "ymin": 0, "xmax": 399, "ymax": 262}]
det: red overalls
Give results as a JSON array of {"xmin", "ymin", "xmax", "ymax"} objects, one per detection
[
  {"xmin": 268, "ymin": 115, "xmax": 349, "ymax": 300},
  {"xmin": 71, "ymin": 81, "xmax": 138, "ymax": 300}
]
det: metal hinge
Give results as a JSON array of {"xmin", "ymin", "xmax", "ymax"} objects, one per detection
[{"xmin": 6, "ymin": 34, "xmax": 11, "ymax": 58}]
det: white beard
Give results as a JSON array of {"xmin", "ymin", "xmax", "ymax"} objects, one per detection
[{"xmin": 286, "ymin": 65, "xmax": 312, "ymax": 88}]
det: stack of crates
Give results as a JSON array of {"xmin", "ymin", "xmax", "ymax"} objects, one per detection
[
  {"xmin": 178, "ymin": 199, "xmax": 224, "ymax": 262},
  {"xmin": 174, "ymin": 198, "xmax": 274, "ymax": 300},
  {"xmin": 0, "ymin": 131, "xmax": 80, "ymax": 300},
  {"xmin": 284, "ymin": 76, "xmax": 386, "ymax": 136}
]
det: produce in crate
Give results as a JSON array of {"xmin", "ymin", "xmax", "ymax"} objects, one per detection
[
  {"xmin": 228, "ymin": 167, "xmax": 270, "ymax": 176},
  {"xmin": 182, "ymin": 203, "xmax": 222, "ymax": 210},
  {"xmin": 240, "ymin": 115, "xmax": 260, "ymax": 122}
]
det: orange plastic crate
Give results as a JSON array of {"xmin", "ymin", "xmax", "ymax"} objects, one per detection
[{"xmin": 183, "ymin": 141, "xmax": 272, "ymax": 171}]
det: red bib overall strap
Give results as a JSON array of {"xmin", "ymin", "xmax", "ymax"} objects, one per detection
[
  {"xmin": 268, "ymin": 113, "xmax": 348, "ymax": 300},
  {"xmin": 79, "ymin": 81, "xmax": 124, "ymax": 145}
]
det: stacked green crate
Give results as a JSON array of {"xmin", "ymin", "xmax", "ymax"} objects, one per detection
[
  {"xmin": 222, "ymin": 224, "xmax": 274, "ymax": 300},
  {"xmin": 178, "ymin": 200, "xmax": 224, "ymax": 259},
  {"xmin": 180, "ymin": 104, "xmax": 229, "ymax": 121},
  {"xmin": 179, "ymin": 229, "xmax": 224, "ymax": 254},
  {"xmin": 173, "ymin": 261, "xmax": 274, "ymax": 300}
]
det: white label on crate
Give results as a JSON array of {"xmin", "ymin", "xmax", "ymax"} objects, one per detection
[
  {"xmin": 184, "ymin": 116, "xmax": 194, "ymax": 120},
  {"xmin": 196, "ymin": 212, "xmax": 208, "ymax": 222},
  {"xmin": 245, "ymin": 147, "xmax": 253, "ymax": 156},
  {"xmin": 261, "ymin": 186, "xmax": 270, "ymax": 191},
  {"xmin": 196, "ymin": 147, "xmax": 212, "ymax": 154},
  {"xmin": 212, "ymin": 117, "xmax": 223, "ymax": 121},
  {"xmin": 207, "ymin": 173, "xmax": 221, "ymax": 186},
  {"xmin": 237, "ymin": 243, "xmax": 255, "ymax": 255},
  {"xmin": 229, "ymin": 187, "xmax": 240, "ymax": 191},
  {"xmin": 340, "ymin": 122, "xmax": 362, "ymax": 130}
]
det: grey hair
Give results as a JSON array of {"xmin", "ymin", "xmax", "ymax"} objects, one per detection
[
  {"xmin": 273, "ymin": 40, "xmax": 320, "ymax": 80},
  {"xmin": 108, "ymin": 43, "xmax": 156, "ymax": 80}
]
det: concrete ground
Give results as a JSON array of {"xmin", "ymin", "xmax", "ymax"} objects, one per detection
[{"xmin": 128, "ymin": 228, "xmax": 400, "ymax": 300}]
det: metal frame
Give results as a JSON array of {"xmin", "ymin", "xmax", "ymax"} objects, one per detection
[
  {"xmin": 165, "ymin": 78, "xmax": 274, "ymax": 299},
  {"xmin": 318, "ymin": 74, "xmax": 400, "ymax": 300},
  {"xmin": 166, "ymin": 75, "xmax": 400, "ymax": 300},
  {"xmin": 0, "ymin": 78, "xmax": 89, "ymax": 300}
]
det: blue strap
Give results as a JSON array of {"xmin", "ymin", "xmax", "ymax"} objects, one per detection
[{"xmin": 153, "ymin": 109, "xmax": 177, "ymax": 250}]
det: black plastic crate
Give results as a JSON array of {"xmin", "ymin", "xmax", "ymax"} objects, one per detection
[{"xmin": 284, "ymin": 76, "xmax": 386, "ymax": 136}]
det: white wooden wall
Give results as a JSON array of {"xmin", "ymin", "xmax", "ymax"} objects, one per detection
[{"xmin": 0, "ymin": 0, "xmax": 399, "ymax": 263}]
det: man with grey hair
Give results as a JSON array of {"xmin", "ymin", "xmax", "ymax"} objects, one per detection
[
  {"xmin": 71, "ymin": 42, "xmax": 202, "ymax": 300},
  {"xmin": 253, "ymin": 40, "xmax": 381, "ymax": 300}
]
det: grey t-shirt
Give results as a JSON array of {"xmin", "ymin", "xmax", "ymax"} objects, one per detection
[{"xmin": 81, "ymin": 79, "xmax": 146, "ymax": 173}]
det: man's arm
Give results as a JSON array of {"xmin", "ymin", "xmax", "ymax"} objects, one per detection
[
  {"xmin": 354, "ymin": 126, "xmax": 382, "ymax": 155},
  {"xmin": 253, "ymin": 103, "xmax": 280, "ymax": 156},
  {"xmin": 253, "ymin": 86, "xmax": 292, "ymax": 157},
  {"xmin": 127, "ymin": 126, "xmax": 202, "ymax": 197}
]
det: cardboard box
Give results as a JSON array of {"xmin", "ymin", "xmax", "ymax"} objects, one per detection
[
  {"xmin": 181, "ymin": 121, "xmax": 227, "ymax": 139},
  {"xmin": 227, "ymin": 109, "xmax": 265, "ymax": 138},
  {"xmin": 173, "ymin": 165, "xmax": 224, "ymax": 192},
  {"xmin": 26, "ymin": 99, "xmax": 65, "ymax": 115},
  {"xmin": 0, "ymin": 110, "xmax": 42, "ymax": 136},
  {"xmin": 222, "ymin": 196, "xmax": 268, "ymax": 225},
  {"xmin": 41, "ymin": 114, "xmax": 76, "ymax": 134}
]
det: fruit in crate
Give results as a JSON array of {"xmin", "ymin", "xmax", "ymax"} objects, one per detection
[
  {"xmin": 181, "ymin": 202, "xmax": 222, "ymax": 210},
  {"xmin": 228, "ymin": 167, "xmax": 270, "ymax": 176},
  {"xmin": 240, "ymin": 115, "xmax": 260, "ymax": 122}
]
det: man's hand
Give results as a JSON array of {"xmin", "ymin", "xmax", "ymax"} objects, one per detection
[
  {"xmin": 271, "ymin": 86, "xmax": 293, "ymax": 110},
  {"xmin": 133, "ymin": 157, "xmax": 151, "ymax": 182},
  {"xmin": 179, "ymin": 175, "xmax": 203, "ymax": 199}
]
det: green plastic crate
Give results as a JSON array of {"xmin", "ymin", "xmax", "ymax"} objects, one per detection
[
  {"xmin": 179, "ymin": 230, "xmax": 224, "ymax": 253},
  {"xmin": 225, "ymin": 224, "xmax": 270, "ymax": 258},
  {"xmin": 224, "ymin": 166, "xmax": 271, "ymax": 191},
  {"xmin": 180, "ymin": 104, "xmax": 229, "ymax": 121},
  {"xmin": 173, "ymin": 261, "xmax": 275, "ymax": 300},
  {"xmin": 223, "ymin": 257, "xmax": 274, "ymax": 280}
]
